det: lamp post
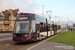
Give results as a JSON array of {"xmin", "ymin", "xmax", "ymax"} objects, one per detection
[
  {"xmin": 46, "ymin": 11, "xmax": 52, "ymax": 24},
  {"xmin": 46, "ymin": 10, "xmax": 52, "ymax": 35}
]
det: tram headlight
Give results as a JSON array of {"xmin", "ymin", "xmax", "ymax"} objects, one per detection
[
  {"xmin": 13, "ymin": 35, "xmax": 16, "ymax": 37},
  {"xmin": 24, "ymin": 35, "xmax": 27, "ymax": 36}
]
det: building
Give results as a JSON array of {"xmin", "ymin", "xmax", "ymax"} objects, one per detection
[
  {"xmin": 9, "ymin": 9, "xmax": 19, "ymax": 31},
  {"xmin": 0, "ymin": 13, "xmax": 4, "ymax": 31},
  {"xmin": 0, "ymin": 9, "xmax": 19, "ymax": 32}
]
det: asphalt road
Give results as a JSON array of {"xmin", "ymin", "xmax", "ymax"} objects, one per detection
[
  {"xmin": 0, "ymin": 33, "xmax": 12, "ymax": 39},
  {"xmin": 0, "ymin": 28, "xmax": 72, "ymax": 50}
]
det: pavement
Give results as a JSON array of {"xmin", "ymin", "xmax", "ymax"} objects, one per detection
[{"xmin": 27, "ymin": 41, "xmax": 75, "ymax": 50}]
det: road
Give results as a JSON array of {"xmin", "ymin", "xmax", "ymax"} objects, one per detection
[
  {"xmin": 0, "ymin": 28, "xmax": 69, "ymax": 50},
  {"xmin": 0, "ymin": 33, "xmax": 37, "ymax": 50}
]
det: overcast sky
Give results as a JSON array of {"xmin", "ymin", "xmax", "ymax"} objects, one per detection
[{"xmin": 0, "ymin": 0, "xmax": 75, "ymax": 25}]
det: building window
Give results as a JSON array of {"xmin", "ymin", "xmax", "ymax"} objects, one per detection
[
  {"xmin": 9, "ymin": 16, "xmax": 11, "ymax": 19},
  {"xmin": 10, "ymin": 21, "xmax": 11, "ymax": 24},
  {"xmin": 0, "ymin": 21, "xmax": 3, "ymax": 24},
  {"xmin": 10, "ymin": 21, "xmax": 14, "ymax": 24},
  {"xmin": 14, "ymin": 17, "xmax": 16, "ymax": 20},
  {"xmin": 0, "ymin": 26, "xmax": 3, "ymax": 29},
  {"xmin": 9, "ymin": 16, "xmax": 13, "ymax": 19},
  {"xmin": 0, "ymin": 17, "xmax": 3, "ymax": 19},
  {"xmin": 10, "ymin": 21, "xmax": 12, "ymax": 24}
]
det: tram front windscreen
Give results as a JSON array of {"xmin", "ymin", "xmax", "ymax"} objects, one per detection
[
  {"xmin": 13, "ymin": 15, "xmax": 36, "ymax": 36},
  {"xmin": 13, "ymin": 20, "xmax": 30, "ymax": 33}
]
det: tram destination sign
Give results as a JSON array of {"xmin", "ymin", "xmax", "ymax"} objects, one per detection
[{"xmin": 19, "ymin": 17, "xmax": 28, "ymax": 20}]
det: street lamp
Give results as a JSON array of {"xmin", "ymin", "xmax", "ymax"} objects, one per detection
[{"xmin": 46, "ymin": 10, "xmax": 52, "ymax": 35}]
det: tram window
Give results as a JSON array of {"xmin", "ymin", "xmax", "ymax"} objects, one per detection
[
  {"xmin": 40, "ymin": 24, "xmax": 42, "ymax": 32},
  {"xmin": 14, "ymin": 21, "xmax": 29, "ymax": 33},
  {"xmin": 36, "ymin": 24, "xmax": 40, "ymax": 33},
  {"xmin": 40, "ymin": 23, "xmax": 46, "ymax": 32},
  {"xmin": 31, "ymin": 20, "xmax": 36, "ymax": 33},
  {"xmin": 40, "ymin": 24, "xmax": 43, "ymax": 32},
  {"xmin": 48, "ymin": 24, "xmax": 50, "ymax": 31},
  {"xmin": 51, "ymin": 25, "xmax": 53, "ymax": 30}
]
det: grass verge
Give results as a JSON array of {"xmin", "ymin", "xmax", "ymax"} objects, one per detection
[{"xmin": 48, "ymin": 31, "xmax": 75, "ymax": 47}]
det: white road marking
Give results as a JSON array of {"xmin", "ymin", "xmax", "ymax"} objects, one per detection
[{"xmin": 26, "ymin": 33, "xmax": 62, "ymax": 50}]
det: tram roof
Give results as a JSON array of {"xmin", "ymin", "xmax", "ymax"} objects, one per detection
[
  {"xmin": 18, "ymin": 13, "xmax": 48, "ymax": 19},
  {"xmin": 18, "ymin": 13, "xmax": 35, "ymax": 17}
]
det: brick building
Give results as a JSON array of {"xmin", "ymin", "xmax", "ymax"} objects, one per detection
[
  {"xmin": 0, "ymin": 9, "xmax": 19, "ymax": 32},
  {"xmin": 0, "ymin": 13, "xmax": 4, "ymax": 31}
]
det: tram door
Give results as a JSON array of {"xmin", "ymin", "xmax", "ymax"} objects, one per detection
[{"xmin": 36, "ymin": 24, "xmax": 40, "ymax": 38}]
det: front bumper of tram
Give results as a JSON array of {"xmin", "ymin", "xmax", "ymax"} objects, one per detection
[{"xmin": 13, "ymin": 33, "xmax": 37, "ymax": 42}]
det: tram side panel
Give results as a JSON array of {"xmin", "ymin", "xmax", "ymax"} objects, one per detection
[
  {"xmin": 36, "ymin": 23, "xmax": 51, "ymax": 40},
  {"xmin": 57, "ymin": 25, "xmax": 61, "ymax": 33},
  {"xmin": 57, "ymin": 25, "xmax": 59, "ymax": 33},
  {"xmin": 53, "ymin": 25, "xmax": 57, "ymax": 34},
  {"xmin": 36, "ymin": 24, "xmax": 46, "ymax": 40},
  {"xmin": 51, "ymin": 24, "xmax": 54, "ymax": 35}
]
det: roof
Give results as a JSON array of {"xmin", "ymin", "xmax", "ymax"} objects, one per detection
[
  {"xmin": 12, "ymin": 9, "xmax": 19, "ymax": 13},
  {"xmin": 19, "ymin": 13, "xmax": 35, "ymax": 17},
  {"xmin": 0, "ymin": 13, "xmax": 3, "ymax": 17},
  {"xmin": 2, "ymin": 9, "xmax": 19, "ymax": 18},
  {"xmin": 2, "ymin": 10, "xmax": 8, "ymax": 14},
  {"xmin": 2, "ymin": 9, "xmax": 19, "ymax": 14}
]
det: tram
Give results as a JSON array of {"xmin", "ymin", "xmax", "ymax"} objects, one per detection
[
  {"xmin": 13, "ymin": 13, "xmax": 61, "ymax": 42},
  {"xmin": 57, "ymin": 25, "xmax": 61, "ymax": 33}
]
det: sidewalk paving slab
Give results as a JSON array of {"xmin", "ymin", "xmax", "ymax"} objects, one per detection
[{"xmin": 20, "ymin": 41, "xmax": 75, "ymax": 50}]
